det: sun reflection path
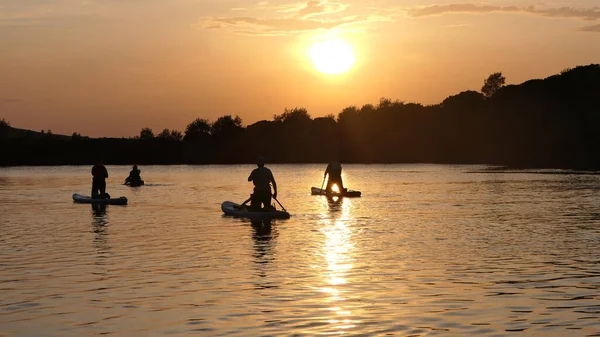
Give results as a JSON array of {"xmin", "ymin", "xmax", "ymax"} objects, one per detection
[{"xmin": 318, "ymin": 197, "xmax": 357, "ymax": 333}]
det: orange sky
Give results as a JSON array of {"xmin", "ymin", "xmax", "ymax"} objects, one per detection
[{"xmin": 1, "ymin": 0, "xmax": 599, "ymax": 137}]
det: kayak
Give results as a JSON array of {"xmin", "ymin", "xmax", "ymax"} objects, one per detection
[
  {"xmin": 311, "ymin": 187, "xmax": 361, "ymax": 198},
  {"xmin": 221, "ymin": 201, "xmax": 290, "ymax": 220},
  {"xmin": 73, "ymin": 193, "xmax": 128, "ymax": 205}
]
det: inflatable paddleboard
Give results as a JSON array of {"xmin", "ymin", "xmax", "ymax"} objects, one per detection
[
  {"xmin": 311, "ymin": 187, "xmax": 361, "ymax": 197},
  {"xmin": 73, "ymin": 193, "xmax": 128, "ymax": 205},
  {"xmin": 221, "ymin": 201, "xmax": 290, "ymax": 220},
  {"xmin": 125, "ymin": 180, "xmax": 144, "ymax": 187}
]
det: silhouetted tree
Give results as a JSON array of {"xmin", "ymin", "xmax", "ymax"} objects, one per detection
[
  {"xmin": 2, "ymin": 64, "xmax": 600, "ymax": 169},
  {"xmin": 441, "ymin": 91, "xmax": 485, "ymax": 108},
  {"xmin": 482, "ymin": 72, "xmax": 506, "ymax": 98},
  {"xmin": 157, "ymin": 128, "xmax": 183, "ymax": 141},
  {"xmin": 156, "ymin": 129, "xmax": 171, "ymax": 139},
  {"xmin": 337, "ymin": 106, "xmax": 359, "ymax": 123},
  {"xmin": 157, "ymin": 128, "xmax": 170, "ymax": 139},
  {"xmin": 273, "ymin": 108, "xmax": 311, "ymax": 124},
  {"xmin": 184, "ymin": 118, "xmax": 211, "ymax": 142},
  {"xmin": 211, "ymin": 115, "xmax": 243, "ymax": 139},
  {"xmin": 170, "ymin": 130, "xmax": 183, "ymax": 141},
  {"xmin": 560, "ymin": 67, "xmax": 572, "ymax": 75},
  {"xmin": 0, "ymin": 118, "xmax": 9, "ymax": 138},
  {"xmin": 360, "ymin": 104, "xmax": 375, "ymax": 114},
  {"xmin": 378, "ymin": 97, "xmax": 404, "ymax": 109},
  {"xmin": 0, "ymin": 118, "xmax": 9, "ymax": 128},
  {"xmin": 140, "ymin": 127, "xmax": 154, "ymax": 140}
]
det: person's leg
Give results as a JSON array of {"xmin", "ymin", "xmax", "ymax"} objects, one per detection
[
  {"xmin": 100, "ymin": 181, "xmax": 106, "ymax": 198},
  {"xmin": 92, "ymin": 181, "xmax": 99, "ymax": 198},
  {"xmin": 263, "ymin": 192, "xmax": 272, "ymax": 210},
  {"xmin": 250, "ymin": 191, "xmax": 260, "ymax": 211},
  {"xmin": 334, "ymin": 176, "xmax": 345, "ymax": 192},
  {"xmin": 255, "ymin": 190, "xmax": 266, "ymax": 211}
]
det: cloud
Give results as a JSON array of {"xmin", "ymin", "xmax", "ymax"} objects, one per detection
[
  {"xmin": 580, "ymin": 23, "xmax": 600, "ymax": 32},
  {"xmin": 253, "ymin": 0, "xmax": 350, "ymax": 18},
  {"xmin": 407, "ymin": 4, "xmax": 518, "ymax": 17},
  {"xmin": 200, "ymin": 0, "xmax": 390, "ymax": 35},
  {"xmin": 201, "ymin": 1, "xmax": 600, "ymax": 35},
  {"xmin": 202, "ymin": 15, "xmax": 385, "ymax": 35},
  {"xmin": 406, "ymin": 4, "xmax": 600, "ymax": 21},
  {"xmin": 404, "ymin": 3, "xmax": 600, "ymax": 34},
  {"xmin": 292, "ymin": 0, "xmax": 349, "ymax": 19}
]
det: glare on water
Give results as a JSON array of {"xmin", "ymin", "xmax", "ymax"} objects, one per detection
[{"xmin": 0, "ymin": 164, "xmax": 599, "ymax": 336}]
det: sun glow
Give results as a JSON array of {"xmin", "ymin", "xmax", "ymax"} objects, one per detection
[{"xmin": 309, "ymin": 39, "xmax": 355, "ymax": 75}]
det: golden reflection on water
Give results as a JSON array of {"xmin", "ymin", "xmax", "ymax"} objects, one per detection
[{"xmin": 319, "ymin": 196, "xmax": 356, "ymax": 333}]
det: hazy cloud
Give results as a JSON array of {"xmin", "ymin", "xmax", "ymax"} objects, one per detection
[
  {"xmin": 201, "ymin": 0, "xmax": 389, "ymax": 35},
  {"xmin": 580, "ymin": 23, "xmax": 600, "ymax": 32},
  {"xmin": 200, "ymin": 1, "xmax": 600, "ymax": 35},
  {"xmin": 284, "ymin": 0, "xmax": 349, "ymax": 19},
  {"xmin": 202, "ymin": 15, "xmax": 385, "ymax": 35},
  {"xmin": 406, "ymin": 4, "xmax": 600, "ymax": 21}
]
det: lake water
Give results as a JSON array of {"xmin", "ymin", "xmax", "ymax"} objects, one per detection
[{"xmin": 1, "ymin": 164, "xmax": 599, "ymax": 337}]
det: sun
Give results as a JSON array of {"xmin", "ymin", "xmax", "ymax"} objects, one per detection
[{"xmin": 309, "ymin": 39, "xmax": 355, "ymax": 75}]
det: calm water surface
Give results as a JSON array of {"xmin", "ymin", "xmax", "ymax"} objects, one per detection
[{"xmin": 1, "ymin": 165, "xmax": 599, "ymax": 336}]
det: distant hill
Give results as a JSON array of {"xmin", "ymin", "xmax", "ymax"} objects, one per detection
[
  {"xmin": 2, "ymin": 64, "xmax": 599, "ymax": 168},
  {"xmin": 0, "ymin": 126, "xmax": 71, "ymax": 140}
]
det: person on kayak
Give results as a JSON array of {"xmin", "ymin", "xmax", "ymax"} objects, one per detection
[
  {"xmin": 247, "ymin": 156, "xmax": 277, "ymax": 211},
  {"xmin": 124, "ymin": 165, "xmax": 142, "ymax": 185},
  {"xmin": 91, "ymin": 159, "xmax": 109, "ymax": 199},
  {"xmin": 324, "ymin": 157, "xmax": 345, "ymax": 193}
]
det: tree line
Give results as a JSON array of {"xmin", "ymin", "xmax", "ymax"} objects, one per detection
[{"xmin": 1, "ymin": 64, "xmax": 599, "ymax": 169}]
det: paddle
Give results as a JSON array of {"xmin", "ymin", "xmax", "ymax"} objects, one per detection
[
  {"xmin": 239, "ymin": 195, "xmax": 253, "ymax": 209},
  {"xmin": 320, "ymin": 175, "xmax": 326, "ymax": 193},
  {"xmin": 273, "ymin": 196, "xmax": 287, "ymax": 213}
]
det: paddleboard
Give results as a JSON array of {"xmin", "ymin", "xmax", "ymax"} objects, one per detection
[
  {"xmin": 221, "ymin": 201, "xmax": 290, "ymax": 220},
  {"xmin": 311, "ymin": 187, "xmax": 361, "ymax": 197},
  {"xmin": 73, "ymin": 193, "xmax": 128, "ymax": 205},
  {"xmin": 125, "ymin": 180, "xmax": 144, "ymax": 187}
]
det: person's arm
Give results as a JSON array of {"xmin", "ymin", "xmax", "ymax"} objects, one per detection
[
  {"xmin": 104, "ymin": 167, "xmax": 109, "ymax": 178},
  {"xmin": 248, "ymin": 170, "xmax": 254, "ymax": 182},
  {"xmin": 271, "ymin": 172, "xmax": 277, "ymax": 199},
  {"xmin": 239, "ymin": 194, "xmax": 252, "ymax": 208}
]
